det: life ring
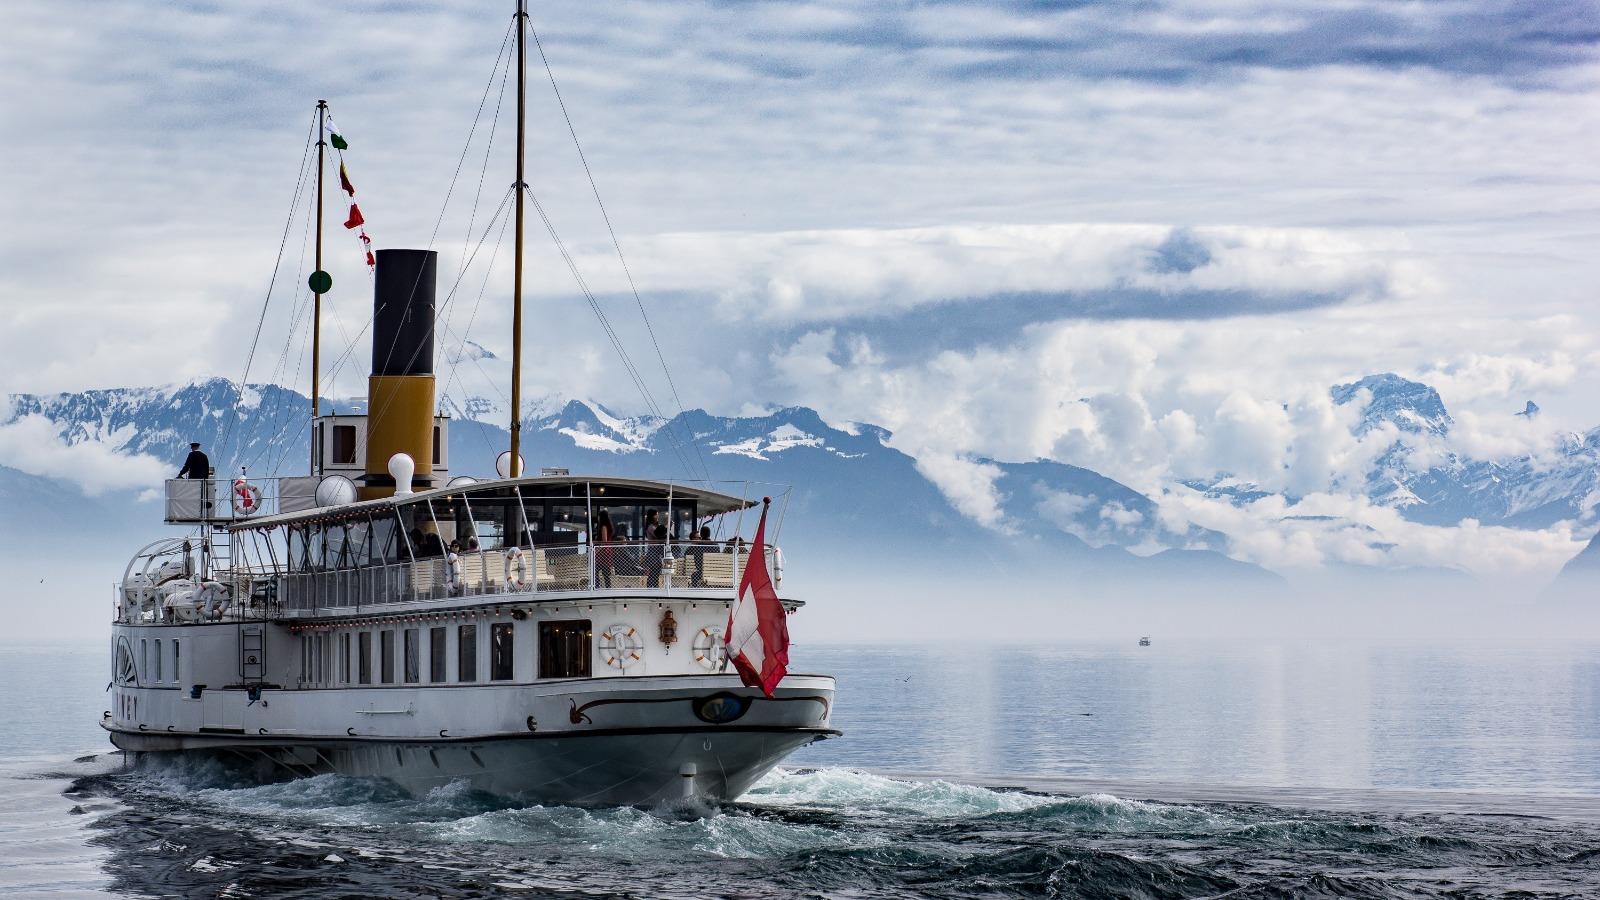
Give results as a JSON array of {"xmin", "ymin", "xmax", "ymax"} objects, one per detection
[
  {"xmin": 231, "ymin": 479, "xmax": 263, "ymax": 517},
  {"xmin": 198, "ymin": 580, "xmax": 231, "ymax": 618},
  {"xmin": 503, "ymin": 547, "xmax": 528, "ymax": 591},
  {"xmin": 598, "ymin": 623, "xmax": 642, "ymax": 670},
  {"xmin": 445, "ymin": 551, "xmax": 462, "ymax": 593},
  {"xmin": 692, "ymin": 627, "xmax": 727, "ymax": 671}
]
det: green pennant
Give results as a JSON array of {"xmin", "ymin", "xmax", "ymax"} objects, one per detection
[{"xmin": 330, "ymin": 133, "xmax": 348, "ymax": 150}]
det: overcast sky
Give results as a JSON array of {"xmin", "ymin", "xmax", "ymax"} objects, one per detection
[{"xmin": 3, "ymin": 0, "xmax": 1599, "ymax": 581}]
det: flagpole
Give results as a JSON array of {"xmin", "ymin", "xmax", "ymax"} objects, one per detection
[
  {"xmin": 509, "ymin": 1, "xmax": 526, "ymax": 479},
  {"xmin": 312, "ymin": 99, "xmax": 327, "ymax": 473}
]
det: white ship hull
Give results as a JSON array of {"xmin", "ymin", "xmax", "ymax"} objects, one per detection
[{"xmin": 104, "ymin": 610, "xmax": 835, "ymax": 805}]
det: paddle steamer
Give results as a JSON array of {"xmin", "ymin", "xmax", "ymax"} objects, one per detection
[{"xmin": 101, "ymin": 3, "xmax": 836, "ymax": 805}]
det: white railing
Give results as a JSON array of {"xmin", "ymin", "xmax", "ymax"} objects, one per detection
[
  {"xmin": 163, "ymin": 476, "xmax": 321, "ymax": 524},
  {"xmin": 274, "ymin": 542, "xmax": 781, "ymax": 616}
]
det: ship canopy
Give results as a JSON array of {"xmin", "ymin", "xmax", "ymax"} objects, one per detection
[{"xmin": 227, "ymin": 475, "xmax": 761, "ymax": 571}]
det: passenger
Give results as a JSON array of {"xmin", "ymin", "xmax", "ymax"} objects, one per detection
[
  {"xmin": 423, "ymin": 532, "xmax": 446, "ymax": 558},
  {"xmin": 177, "ymin": 442, "xmax": 211, "ymax": 480},
  {"xmin": 466, "ymin": 536, "xmax": 480, "ymax": 552},
  {"xmin": 594, "ymin": 509, "xmax": 615, "ymax": 588},
  {"xmin": 446, "ymin": 540, "xmax": 462, "ymax": 594},
  {"xmin": 687, "ymin": 525, "xmax": 713, "ymax": 587},
  {"xmin": 409, "ymin": 528, "xmax": 426, "ymax": 555},
  {"xmin": 644, "ymin": 510, "xmax": 665, "ymax": 587}
]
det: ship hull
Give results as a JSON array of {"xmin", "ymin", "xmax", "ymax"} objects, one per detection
[{"xmin": 104, "ymin": 674, "xmax": 837, "ymax": 806}]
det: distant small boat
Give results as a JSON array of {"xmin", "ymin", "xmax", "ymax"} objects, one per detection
[{"xmin": 1138, "ymin": 636, "xmax": 1151, "ymax": 646}]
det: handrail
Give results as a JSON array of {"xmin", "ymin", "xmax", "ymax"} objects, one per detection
[{"xmin": 272, "ymin": 541, "xmax": 781, "ymax": 618}]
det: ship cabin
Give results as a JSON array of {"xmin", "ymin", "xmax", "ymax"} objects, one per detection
[{"xmin": 120, "ymin": 474, "xmax": 785, "ymax": 629}]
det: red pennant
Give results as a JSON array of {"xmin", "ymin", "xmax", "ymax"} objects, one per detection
[
  {"xmin": 344, "ymin": 203, "xmax": 364, "ymax": 229},
  {"xmin": 339, "ymin": 163, "xmax": 355, "ymax": 197}
]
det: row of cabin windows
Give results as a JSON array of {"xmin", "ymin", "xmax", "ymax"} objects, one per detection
[
  {"xmin": 139, "ymin": 638, "xmax": 180, "ymax": 685},
  {"xmin": 282, "ymin": 497, "xmax": 704, "ymax": 573},
  {"xmin": 299, "ymin": 620, "xmax": 592, "ymax": 686}
]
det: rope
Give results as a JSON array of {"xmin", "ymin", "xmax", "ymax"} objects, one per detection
[
  {"xmin": 218, "ymin": 109, "xmax": 318, "ymax": 467},
  {"xmin": 522, "ymin": 183, "xmax": 700, "ymax": 479},
  {"xmin": 530, "ymin": 24, "xmax": 710, "ymax": 482}
]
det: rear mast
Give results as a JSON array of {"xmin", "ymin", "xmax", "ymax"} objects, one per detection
[{"xmin": 509, "ymin": 0, "xmax": 527, "ymax": 478}]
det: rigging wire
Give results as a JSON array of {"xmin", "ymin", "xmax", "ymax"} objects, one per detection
[
  {"xmin": 521, "ymin": 183, "xmax": 698, "ymax": 479},
  {"xmin": 218, "ymin": 109, "xmax": 319, "ymax": 467},
  {"xmin": 529, "ymin": 24, "xmax": 710, "ymax": 481},
  {"xmin": 363, "ymin": 17, "xmax": 517, "ymax": 431}
]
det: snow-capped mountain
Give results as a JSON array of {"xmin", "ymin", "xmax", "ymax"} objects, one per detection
[
  {"xmin": 1193, "ymin": 372, "xmax": 1600, "ymax": 531},
  {"xmin": 1, "ymin": 378, "xmax": 1274, "ymax": 592}
]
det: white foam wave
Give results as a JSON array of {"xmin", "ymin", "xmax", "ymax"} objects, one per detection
[
  {"xmin": 428, "ymin": 798, "xmax": 870, "ymax": 860},
  {"xmin": 746, "ymin": 768, "xmax": 1059, "ymax": 818}
]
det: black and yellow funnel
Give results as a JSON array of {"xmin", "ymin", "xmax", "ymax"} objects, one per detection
[{"xmin": 362, "ymin": 248, "xmax": 437, "ymax": 500}]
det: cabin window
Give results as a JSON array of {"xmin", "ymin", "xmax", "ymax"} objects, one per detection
[
  {"xmin": 316, "ymin": 634, "xmax": 328, "ymax": 684},
  {"xmin": 358, "ymin": 632, "xmax": 373, "ymax": 684},
  {"xmin": 430, "ymin": 627, "xmax": 447, "ymax": 682},
  {"xmin": 490, "ymin": 623, "xmax": 515, "ymax": 681},
  {"xmin": 404, "ymin": 629, "xmax": 420, "ymax": 684},
  {"xmin": 154, "ymin": 640, "xmax": 162, "ymax": 682},
  {"xmin": 141, "ymin": 639, "xmax": 147, "ymax": 682},
  {"xmin": 173, "ymin": 640, "xmax": 180, "ymax": 683},
  {"xmin": 371, "ymin": 515, "xmax": 401, "ymax": 564},
  {"xmin": 332, "ymin": 424, "xmax": 358, "ymax": 465},
  {"xmin": 432, "ymin": 426, "xmax": 441, "ymax": 466},
  {"xmin": 538, "ymin": 621, "xmax": 592, "ymax": 679},
  {"xmin": 458, "ymin": 624, "xmax": 478, "ymax": 682},
  {"xmin": 340, "ymin": 633, "xmax": 351, "ymax": 683},
  {"xmin": 381, "ymin": 630, "xmax": 395, "ymax": 684}
]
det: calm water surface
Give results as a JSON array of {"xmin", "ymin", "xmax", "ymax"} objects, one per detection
[{"xmin": 4, "ymin": 639, "xmax": 1600, "ymax": 898}]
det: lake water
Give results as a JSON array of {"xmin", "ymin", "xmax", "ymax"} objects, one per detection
[{"xmin": 5, "ymin": 639, "xmax": 1600, "ymax": 898}]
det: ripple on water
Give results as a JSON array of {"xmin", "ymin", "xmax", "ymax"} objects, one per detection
[{"xmin": 53, "ymin": 761, "xmax": 1600, "ymax": 900}]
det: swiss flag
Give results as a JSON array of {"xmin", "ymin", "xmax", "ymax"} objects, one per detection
[{"xmin": 725, "ymin": 498, "xmax": 788, "ymax": 697}]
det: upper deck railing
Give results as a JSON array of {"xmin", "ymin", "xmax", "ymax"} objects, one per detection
[
  {"xmin": 118, "ymin": 539, "xmax": 781, "ymax": 624},
  {"xmin": 275, "ymin": 541, "xmax": 777, "ymax": 616}
]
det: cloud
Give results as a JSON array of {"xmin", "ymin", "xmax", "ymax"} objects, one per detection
[{"xmin": 0, "ymin": 415, "xmax": 168, "ymax": 496}]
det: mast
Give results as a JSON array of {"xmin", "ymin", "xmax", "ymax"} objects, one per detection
[
  {"xmin": 509, "ymin": 0, "xmax": 526, "ymax": 479},
  {"xmin": 312, "ymin": 99, "xmax": 328, "ymax": 473}
]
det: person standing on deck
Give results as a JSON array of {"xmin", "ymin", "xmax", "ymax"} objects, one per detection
[{"xmin": 177, "ymin": 443, "xmax": 210, "ymax": 479}]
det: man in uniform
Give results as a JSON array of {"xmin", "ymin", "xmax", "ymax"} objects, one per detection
[{"xmin": 178, "ymin": 442, "xmax": 210, "ymax": 479}]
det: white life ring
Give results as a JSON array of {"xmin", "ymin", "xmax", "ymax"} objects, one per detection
[
  {"xmin": 503, "ymin": 546, "xmax": 528, "ymax": 591},
  {"xmin": 445, "ymin": 551, "xmax": 462, "ymax": 592},
  {"xmin": 692, "ymin": 626, "xmax": 727, "ymax": 671},
  {"xmin": 198, "ymin": 580, "xmax": 231, "ymax": 618},
  {"xmin": 598, "ymin": 623, "xmax": 642, "ymax": 670},
  {"xmin": 231, "ymin": 479, "xmax": 263, "ymax": 517}
]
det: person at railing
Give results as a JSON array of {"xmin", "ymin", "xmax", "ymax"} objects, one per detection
[
  {"xmin": 177, "ymin": 442, "xmax": 210, "ymax": 480},
  {"xmin": 594, "ymin": 509, "xmax": 616, "ymax": 588},
  {"xmin": 422, "ymin": 531, "xmax": 445, "ymax": 558},
  {"xmin": 408, "ymin": 528, "xmax": 426, "ymax": 557},
  {"xmin": 684, "ymin": 525, "xmax": 713, "ymax": 587},
  {"xmin": 643, "ymin": 509, "xmax": 667, "ymax": 587},
  {"xmin": 446, "ymin": 540, "xmax": 463, "ymax": 595}
]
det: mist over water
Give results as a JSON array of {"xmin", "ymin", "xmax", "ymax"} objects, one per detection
[{"xmin": 7, "ymin": 640, "xmax": 1600, "ymax": 898}]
